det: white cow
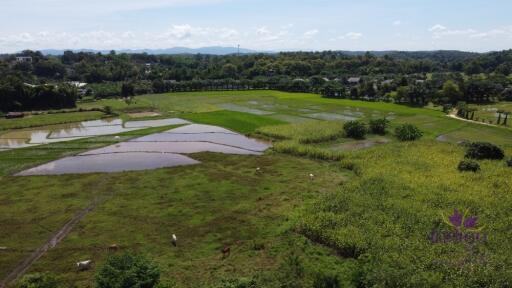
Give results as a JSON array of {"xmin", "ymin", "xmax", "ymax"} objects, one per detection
[
  {"xmin": 76, "ymin": 260, "xmax": 92, "ymax": 271},
  {"xmin": 171, "ymin": 234, "xmax": 177, "ymax": 247}
]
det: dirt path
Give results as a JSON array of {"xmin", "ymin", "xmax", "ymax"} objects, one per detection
[
  {"xmin": 0, "ymin": 193, "xmax": 112, "ymax": 287},
  {"xmin": 447, "ymin": 109, "xmax": 499, "ymax": 127}
]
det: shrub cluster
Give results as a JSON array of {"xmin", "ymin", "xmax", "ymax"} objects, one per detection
[
  {"xmin": 343, "ymin": 121, "xmax": 368, "ymax": 139},
  {"xmin": 368, "ymin": 118, "xmax": 389, "ymax": 135},
  {"xmin": 394, "ymin": 124, "xmax": 423, "ymax": 141},
  {"xmin": 464, "ymin": 142, "xmax": 505, "ymax": 160},
  {"xmin": 507, "ymin": 158, "xmax": 512, "ymax": 167},
  {"xmin": 458, "ymin": 160, "xmax": 481, "ymax": 172},
  {"xmin": 96, "ymin": 252, "xmax": 160, "ymax": 288}
]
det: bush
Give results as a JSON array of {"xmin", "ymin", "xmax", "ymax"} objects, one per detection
[
  {"xmin": 506, "ymin": 158, "xmax": 512, "ymax": 167},
  {"xmin": 18, "ymin": 273, "xmax": 59, "ymax": 288},
  {"xmin": 464, "ymin": 142, "xmax": 505, "ymax": 160},
  {"xmin": 216, "ymin": 278, "xmax": 258, "ymax": 288},
  {"xmin": 368, "ymin": 118, "xmax": 389, "ymax": 135},
  {"xmin": 395, "ymin": 124, "xmax": 423, "ymax": 141},
  {"xmin": 96, "ymin": 252, "xmax": 160, "ymax": 288},
  {"xmin": 103, "ymin": 106, "xmax": 113, "ymax": 115},
  {"xmin": 343, "ymin": 121, "xmax": 367, "ymax": 139},
  {"xmin": 313, "ymin": 271, "xmax": 341, "ymax": 288},
  {"xmin": 458, "ymin": 160, "xmax": 481, "ymax": 172}
]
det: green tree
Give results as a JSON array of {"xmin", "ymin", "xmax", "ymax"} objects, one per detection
[
  {"xmin": 441, "ymin": 80, "xmax": 462, "ymax": 104},
  {"xmin": 96, "ymin": 252, "xmax": 161, "ymax": 288},
  {"xmin": 121, "ymin": 83, "xmax": 135, "ymax": 97}
]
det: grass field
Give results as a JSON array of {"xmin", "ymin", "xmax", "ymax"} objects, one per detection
[
  {"xmin": 469, "ymin": 102, "xmax": 512, "ymax": 127},
  {"xmin": 0, "ymin": 111, "xmax": 106, "ymax": 131},
  {"xmin": 1, "ymin": 91, "xmax": 512, "ymax": 287}
]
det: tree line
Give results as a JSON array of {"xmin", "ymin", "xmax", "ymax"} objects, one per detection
[{"xmin": 1, "ymin": 49, "xmax": 512, "ymax": 111}]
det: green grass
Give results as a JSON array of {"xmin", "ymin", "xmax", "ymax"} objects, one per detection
[
  {"xmin": 469, "ymin": 102, "xmax": 512, "ymax": 127},
  {"xmin": 0, "ymin": 151, "xmax": 350, "ymax": 287},
  {"xmin": 2, "ymin": 91, "xmax": 512, "ymax": 287},
  {"xmin": 0, "ymin": 111, "xmax": 105, "ymax": 131},
  {"xmin": 297, "ymin": 141, "xmax": 512, "ymax": 287},
  {"xmin": 256, "ymin": 121, "xmax": 344, "ymax": 144},
  {"xmin": 181, "ymin": 110, "xmax": 285, "ymax": 134},
  {"xmin": 0, "ymin": 125, "xmax": 183, "ymax": 177}
]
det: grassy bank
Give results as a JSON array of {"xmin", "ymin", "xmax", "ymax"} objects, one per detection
[{"xmin": 0, "ymin": 111, "xmax": 105, "ymax": 131}]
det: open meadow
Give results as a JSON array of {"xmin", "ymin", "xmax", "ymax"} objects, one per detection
[{"xmin": 1, "ymin": 90, "xmax": 511, "ymax": 287}]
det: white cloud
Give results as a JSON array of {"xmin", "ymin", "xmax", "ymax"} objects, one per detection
[
  {"xmin": 393, "ymin": 20, "xmax": 402, "ymax": 26},
  {"xmin": 254, "ymin": 26, "xmax": 289, "ymax": 42},
  {"xmin": 159, "ymin": 25, "xmax": 194, "ymax": 40},
  {"xmin": 344, "ymin": 32, "xmax": 363, "ymax": 40},
  {"xmin": 470, "ymin": 27, "xmax": 512, "ymax": 39},
  {"xmin": 428, "ymin": 24, "xmax": 447, "ymax": 32},
  {"xmin": 303, "ymin": 29, "xmax": 319, "ymax": 39}
]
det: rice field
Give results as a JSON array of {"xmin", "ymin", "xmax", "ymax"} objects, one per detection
[
  {"xmin": 1, "ymin": 90, "xmax": 512, "ymax": 287},
  {"xmin": 256, "ymin": 121, "xmax": 344, "ymax": 144}
]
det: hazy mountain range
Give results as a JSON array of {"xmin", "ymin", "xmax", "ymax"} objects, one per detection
[
  {"xmin": 39, "ymin": 46, "xmax": 259, "ymax": 56},
  {"xmin": 10, "ymin": 47, "xmax": 483, "ymax": 62}
]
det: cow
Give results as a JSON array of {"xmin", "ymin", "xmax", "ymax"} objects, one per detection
[
  {"xmin": 171, "ymin": 234, "xmax": 177, "ymax": 247},
  {"xmin": 221, "ymin": 246, "xmax": 231, "ymax": 258},
  {"xmin": 108, "ymin": 244, "xmax": 119, "ymax": 252},
  {"xmin": 76, "ymin": 260, "xmax": 92, "ymax": 271}
]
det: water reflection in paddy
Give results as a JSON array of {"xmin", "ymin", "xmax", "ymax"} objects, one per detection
[
  {"xmin": 16, "ymin": 124, "xmax": 271, "ymax": 176},
  {"xmin": 0, "ymin": 118, "xmax": 190, "ymax": 150},
  {"xmin": 81, "ymin": 124, "xmax": 270, "ymax": 155},
  {"xmin": 16, "ymin": 152, "xmax": 199, "ymax": 176}
]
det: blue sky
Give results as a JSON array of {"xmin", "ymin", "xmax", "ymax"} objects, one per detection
[{"xmin": 2, "ymin": 0, "xmax": 512, "ymax": 53}]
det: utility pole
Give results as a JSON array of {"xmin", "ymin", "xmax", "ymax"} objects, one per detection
[{"xmin": 237, "ymin": 44, "xmax": 240, "ymax": 56}]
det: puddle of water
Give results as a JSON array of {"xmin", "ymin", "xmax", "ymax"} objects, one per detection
[
  {"xmin": 218, "ymin": 103, "xmax": 274, "ymax": 115},
  {"xmin": 305, "ymin": 113, "xmax": 358, "ymax": 121},
  {"xmin": 16, "ymin": 152, "xmax": 199, "ymax": 176},
  {"xmin": 124, "ymin": 118, "xmax": 190, "ymax": 128}
]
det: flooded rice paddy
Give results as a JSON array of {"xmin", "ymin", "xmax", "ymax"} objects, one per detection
[
  {"xmin": 15, "ymin": 124, "xmax": 270, "ymax": 176},
  {"xmin": 16, "ymin": 152, "xmax": 200, "ymax": 176},
  {"xmin": 0, "ymin": 118, "xmax": 190, "ymax": 150}
]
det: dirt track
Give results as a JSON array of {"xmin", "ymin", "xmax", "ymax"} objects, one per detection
[{"xmin": 0, "ymin": 193, "xmax": 112, "ymax": 288}]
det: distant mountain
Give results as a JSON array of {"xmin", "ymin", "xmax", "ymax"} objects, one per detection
[{"xmin": 40, "ymin": 46, "xmax": 260, "ymax": 56}]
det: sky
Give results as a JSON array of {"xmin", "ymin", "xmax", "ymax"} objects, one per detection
[{"xmin": 2, "ymin": 0, "xmax": 512, "ymax": 53}]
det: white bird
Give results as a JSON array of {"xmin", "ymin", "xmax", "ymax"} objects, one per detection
[
  {"xmin": 256, "ymin": 167, "xmax": 261, "ymax": 173},
  {"xmin": 171, "ymin": 234, "xmax": 177, "ymax": 246},
  {"xmin": 115, "ymin": 136, "xmax": 120, "ymax": 139}
]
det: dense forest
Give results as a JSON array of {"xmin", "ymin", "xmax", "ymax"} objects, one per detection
[{"xmin": 1, "ymin": 49, "xmax": 512, "ymax": 111}]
